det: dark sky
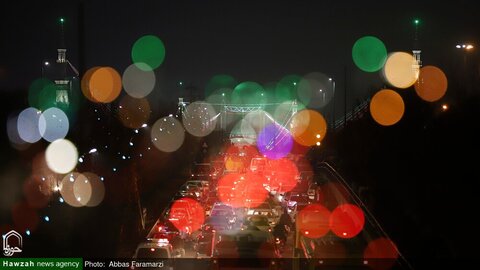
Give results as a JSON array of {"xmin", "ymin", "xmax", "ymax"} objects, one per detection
[{"xmin": 1, "ymin": 0, "xmax": 478, "ymax": 90}]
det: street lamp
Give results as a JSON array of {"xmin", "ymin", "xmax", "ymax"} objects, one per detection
[{"xmin": 329, "ymin": 77, "xmax": 336, "ymax": 128}]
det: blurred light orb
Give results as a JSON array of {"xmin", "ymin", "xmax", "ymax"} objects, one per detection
[
  {"xmin": 60, "ymin": 173, "xmax": 84, "ymax": 207},
  {"xmin": 169, "ymin": 198, "xmax": 204, "ymax": 233},
  {"xmin": 290, "ymin": 109, "xmax": 327, "ymax": 146},
  {"xmin": 131, "ymin": 35, "xmax": 166, "ymax": 71},
  {"xmin": 257, "ymin": 124, "xmax": 293, "ymax": 160},
  {"xmin": 82, "ymin": 172, "xmax": 105, "ymax": 207},
  {"xmin": 39, "ymin": 107, "xmax": 69, "ymax": 142},
  {"xmin": 45, "ymin": 139, "xmax": 78, "ymax": 174},
  {"xmin": 122, "ymin": 63, "xmax": 156, "ymax": 98},
  {"xmin": 73, "ymin": 173, "xmax": 93, "ymax": 206},
  {"xmin": 7, "ymin": 113, "xmax": 29, "ymax": 149},
  {"xmin": 297, "ymin": 72, "xmax": 334, "ymax": 108},
  {"xmin": 182, "ymin": 101, "xmax": 217, "ymax": 137},
  {"xmin": 369, "ymin": 89, "xmax": 405, "ymax": 126},
  {"xmin": 232, "ymin": 81, "xmax": 266, "ymax": 105},
  {"xmin": 28, "ymin": 78, "xmax": 55, "ymax": 109},
  {"xmin": 275, "ymin": 74, "xmax": 301, "ymax": 102},
  {"xmin": 118, "ymin": 96, "xmax": 151, "ymax": 129},
  {"xmin": 151, "ymin": 116, "xmax": 185, "ymax": 152},
  {"xmin": 88, "ymin": 67, "xmax": 122, "ymax": 103},
  {"xmin": 297, "ymin": 204, "xmax": 331, "ymax": 238},
  {"xmin": 414, "ymin": 65, "xmax": 448, "ymax": 102},
  {"xmin": 17, "ymin": 107, "xmax": 43, "ymax": 143},
  {"xmin": 329, "ymin": 204, "xmax": 365, "ymax": 239},
  {"xmin": 383, "ymin": 52, "xmax": 419, "ymax": 89},
  {"xmin": 205, "ymin": 74, "xmax": 236, "ymax": 98},
  {"xmin": 352, "ymin": 36, "xmax": 387, "ymax": 72},
  {"xmin": 243, "ymin": 110, "xmax": 275, "ymax": 135}
]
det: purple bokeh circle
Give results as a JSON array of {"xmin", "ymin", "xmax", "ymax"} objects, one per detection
[{"xmin": 257, "ymin": 123, "xmax": 293, "ymax": 160}]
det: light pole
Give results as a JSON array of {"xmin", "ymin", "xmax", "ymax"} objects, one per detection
[
  {"xmin": 455, "ymin": 43, "xmax": 475, "ymax": 93},
  {"xmin": 329, "ymin": 77, "xmax": 336, "ymax": 129}
]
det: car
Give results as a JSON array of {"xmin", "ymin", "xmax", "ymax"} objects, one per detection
[
  {"xmin": 210, "ymin": 203, "xmax": 237, "ymax": 227},
  {"xmin": 242, "ymin": 215, "xmax": 271, "ymax": 232},
  {"xmin": 246, "ymin": 202, "xmax": 278, "ymax": 227},
  {"xmin": 190, "ymin": 163, "xmax": 215, "ymax": 180},
  {"xmin": 132, "ymin": 240, "xmax": 179, "ymax": 270}
]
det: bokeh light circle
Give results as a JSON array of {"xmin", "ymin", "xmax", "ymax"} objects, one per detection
[
  {"xmin": 60, "ymin": 172, "xmax": 84, "ymax": 207},
  {"xmin": 232, "ymin": 81, "xmax": 266, "ymax": 105},
  {"xmin": 268, "ymin": 158, "xmax": 299, "ymax": 193},
  {"xmin": 73, "ymin": 173, "xmax": 93, "ymax": 206},
  {"xmin": 182, "ymin": 101, "xmax": 217, "ymax": 137},
  {"xmin": 45, "ymin": 139, "xmax": 78, "ymax": 174},
  {"xmin": 169, "ymin": 198, "xmax": 205, "ymax": 234},
  {"xmin": 131, "ymin": 35, "xmax": 166, "ymax": 71},
  {"xmin": 122, "ymin": 63, "xmax": 156, "ymax": 98},
  {"xmin": 275, "ymin": 74, "xmax": 301, "ymax": 102},
  {"xmin": 17, "ymin": 107, "xmax": 43, "ymax": 143},
  {"xmin": 364, "ymin": 237, "xmax": 399, "ymax": 270},
  {"xmin": 118, "ymin": 96, "xmax": 151, "ymax": 129},
  {"xmin": 352, "ymin": 36, "xmax": 387, "ymax": 72},
  {"xmin": 39, "ymin": 107, "xmax": 69, "ymax": 142},
  {"xmin": 7, "ymin": 113, "xmax": 28, "ymax": 148},
  {"xmin": 81, "ymin": 67, "xmax": 100, "ymax": 102},
  {"xmin": 88, "ymin": 67, "xmax": 122, "ymax": 103},
  {"xmin": 151, "ymin": 116, "xmax": 185, "ymax": 152},
  {"xmin": 414, "ymin": 66, "xmax": 448, "ymax": 102},
  {"xmin": 290, "ymin": 109, "xmax": 327, "ymax": 146},
  {"xmin": 205, "ymin": 74, "xmax": 237, "ymax": 98},
  {"xmin": 297, "ymin": 204, "xmax": 331, "ymax": 238},
  {"xmin": 28, "ymin": 78, "xmax": 55, "ymax": 109},
  {"xmin": 329, "ymin": 204, "xmax": 365, "ymax": 238},
  {"xmin": 217, "ymin": 173, "xmax": 244, "ymax": 208},
  {"xmin": 257, "ymin": 124, "xmax": 293, "ymax": 160},
  {"xmin": 383, "ymin": 52, "xmax": 418, "ymax": 89},
  {"xmin": 297, "ymin": 72, "xmax": 334, "ymax": 108},
  {"xmin": 369, "ymin": 89, "xmax": 405, "ymax": 126},
  {"xmin": 82, "ymin": 172, "xmax": 105, "ymax": 207}
]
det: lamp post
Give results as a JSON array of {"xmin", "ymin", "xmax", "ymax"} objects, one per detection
[
  {"xmin": 329, "ymin": 77, "xmax": 336, "ymax": 129},
  {"xmin": 455, "ymin": 43, "xmax": 475, "ymax": 93}
]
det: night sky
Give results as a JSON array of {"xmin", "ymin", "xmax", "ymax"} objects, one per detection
[{"xmin": 1, "ymin": 0, "xmax": 480, "ymax": 266}]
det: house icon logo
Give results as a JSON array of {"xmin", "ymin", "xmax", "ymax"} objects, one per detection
[{"xmin": 2, "ymin": 230, "xmax": 23, "ymax": 256}]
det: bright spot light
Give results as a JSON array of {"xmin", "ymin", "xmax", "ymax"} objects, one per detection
[
  {"xmin": 113, "ymin": 168, "xmax": 117, "ymax": 172},
  {"xmin": 456, "ymin": 45, "xmax": 461, "ymax": 49},
  {"xmin": 78, "ymin": 157, "xmax": 84, "ymax": 163},
  {"xmin": 45, "ymin": 139, "xmax": 78, "ymax": 174},
  {"xmin": 26, "ymin": 230, "xmax": 31, "ymax": 236},
  {"xmin": 442, "ymin": 104, "xmax": 448, "ymax": 111},
  {"xmin": 316, "ymin": 134, "xmax": 321, "ymax": 139},
  {"xmin": 44, "ymin": 61, "xmax": 49, "ymax": 66},
  {"xmin": 89, "ymin": 148, "xmax": 97, "ymax": 154},
  {"xmin": 44, "ymin": 216, "xmax": 50, "ymax": 222},
  {"xmin": 59, "ymin": 197, "xmax": 64, "ymax": 203},
  {"xmin": 141, "ymin": 123, "xmax": 148, "ymax": 128},
  {"xmin": 466, "ymin": 44, "xmax": 474, "ymax": 50},
  {"xmin": 316, "ymin": 142, "xmax": 321, "ymax": 146},
  {"xmin": 129, "ymin": 142, "xmax": 134, "ymax": 146}
]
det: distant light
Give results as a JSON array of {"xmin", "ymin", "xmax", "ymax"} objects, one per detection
[
  {"xmin": 78, "ymin": 157, "xmax": 84, "ymax": 163},
  {"xmin": 44, "ymin": 216, "xmax": 50, "ymax": 222},
  {"xmin": 316, "ymin": 142, "xmax": 321, "ymax": 146},
  {"xmin": 169, "ymin": 114, "xmax": 173, "ymax": 117},
  {"xmin": 100, "ymin": 177, "xmax": 105, "ymax": 181},
  {"xmin": 134, "ymin": 129, "xmax": 139, "ymax": 134},
  {"xmin": 462, "ymin": 44, "xmax": 466, "ymax": 48},
  {"xmin": 26, "ymin": 230, "xmax": 31, "ymax": 236},
  {"xmin": 129, "ymin": 142, "xmax": 134, "ymax": 146},
  {"xmin": 319, "ymin": 89, "xmax": 323, "ymax": 92},
  {"xmin": 122, "ymin": 155, "xmax": 126, "ymax": 160},
  {"xmin": 414, "ymin": 19, "xmax": 420, "ymax": 25},
  {"xmin": 89, "ymin": 148, "xmax": 97, "ymax": 154},
  {"xmin": 44, "ymin": 61, "xmax": 50, "ymax": 66},
  {"xmin": 316, "ymin": 134, "xmax": 321, "ymax": 139},
  {"xmin": 53, "ymin": 186, "xmax": 60, "ymax": 192},
  {"xmin": 59, "ymin": 18, "xmax": 65, "ymax": 24},
  {"xmin": 222, "ymin": 93, "xmax": 225, "ymax": 96},
  {"xmin": 141, "ymin": 123, "xmax": 148, "ymax": 128},
  {"xmin": 113, "ymin": 167, "xmax": 117, "ymax": 172},
  {"xmin": 442, "ymin": 104, "xmax": 448, "ymax": 111},
  {"xmin": 59, "ymin": 197, "xmax": 64, "ymax": 203},
  {"xmin": 466, "ymin": 44, "xmax": 474, "ymax": 50},
  {"xmin": 179, "ymin": 81, "xmax": 183, "ymax": 86},
  {"xmin": 456, "ymin": 45, "xmax": 462, "ymax": 49},
  {"xmin": 328, "ymin": 78, "xmax": 332, "ymax": 81},
  {"xmin": 293, "ymin": 82, "xmax": 297, "ymax": 86}
]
